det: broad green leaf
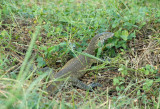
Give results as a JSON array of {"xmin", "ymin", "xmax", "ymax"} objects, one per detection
[
  {"xmin": 144, "ymin": 70, "xmax": 149, "ymax": 75},
  {"xmin": 121, "ymin": 30, "xmax": 129, "ymax": 41},
  {"xmin": 113, "ymin": 78, "xmax": 119, "ymax": 85},
  {"xmin": 37, "ymin": 56, "xmax": 46, "ymax": 67}
]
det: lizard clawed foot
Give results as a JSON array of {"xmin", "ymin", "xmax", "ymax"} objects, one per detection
[{"xmin": 88, "ymin": 82, "xmax": 102, "ymax": 91}]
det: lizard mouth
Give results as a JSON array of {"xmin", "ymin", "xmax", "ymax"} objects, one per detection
[
  {"xmin": 106, "ymin": 32, "xmax": 114, "ymax": 39},
  {"xmin": 110, "ymin": 33, "xmax": 114, "ymax": 37}
]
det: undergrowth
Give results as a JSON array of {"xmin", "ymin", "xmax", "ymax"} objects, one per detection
[{"xmin": 0, "ymin": 0, "xmax": 160, "ymax": 108}]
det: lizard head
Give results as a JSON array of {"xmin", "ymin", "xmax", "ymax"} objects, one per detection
[
  {"xmin": 86, "ymin": 32, "xmax": 114, "ymax": 54},
  {"xmin": 96, "ymin": 32, "xmax": 114, "ymax": 44}
]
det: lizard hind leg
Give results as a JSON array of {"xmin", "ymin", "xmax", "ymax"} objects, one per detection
[
  {"xmin": 88, "ymin": 82, "xmax": 102, "ymax": 89},
  {"xmin": 71, "ymin": 78, "xmax": 102, "ymax": 91}
]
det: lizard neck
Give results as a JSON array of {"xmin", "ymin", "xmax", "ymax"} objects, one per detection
[{"xmin": 83, "ymin": 38, "xmax": 97, "ymax": 55}]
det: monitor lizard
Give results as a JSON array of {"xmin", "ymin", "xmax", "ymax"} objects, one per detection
[{"xmin": 47, "ymin": 32, "xmax": 114, "ymax": 95}]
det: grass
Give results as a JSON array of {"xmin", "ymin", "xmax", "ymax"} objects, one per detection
[{"xmin": 0, "ymin": 0, "xmax": 160, "ymax": 108}]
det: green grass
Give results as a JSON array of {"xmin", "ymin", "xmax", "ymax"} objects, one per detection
[{"xmin": 0, "ymin": 0, "xmax": 160, "ymax": 108}]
